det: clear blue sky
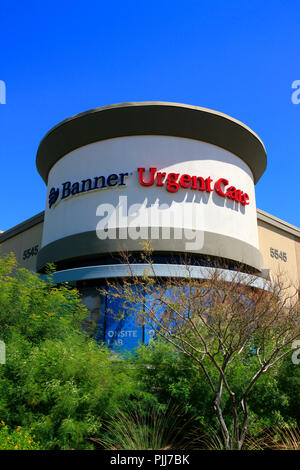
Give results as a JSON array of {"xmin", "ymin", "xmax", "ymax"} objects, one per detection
[{"xmin": 0, "ymin": 0, "xmax": 299, "ymax": 231}]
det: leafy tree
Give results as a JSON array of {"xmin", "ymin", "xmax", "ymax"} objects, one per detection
[
  {"xmin": 131, "ymin": 339, "xmax": 294, "ymax": 443},
  {"xmin": 107, "ymin": 251, "xmax": 300, "ymax": 449}
]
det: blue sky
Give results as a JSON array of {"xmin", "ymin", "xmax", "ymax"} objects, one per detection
[{"xmin": 0, "ymin": 0, "xmax": 299, "ymax": 231}]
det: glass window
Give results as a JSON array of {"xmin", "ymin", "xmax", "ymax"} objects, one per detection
[{"xmin": 105, "ymin": 287, "xmax": 144, "ymax": 352}]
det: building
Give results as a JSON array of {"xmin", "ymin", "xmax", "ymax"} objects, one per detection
[{"xmin": 1, "ymin": 102, "xmax": 299, "ymax": 350}]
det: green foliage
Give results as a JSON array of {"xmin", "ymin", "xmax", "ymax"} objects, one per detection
[
  {"xmin": 0, "ymin": 421, "xmax": 40, "ymax": 450},
  {"xmin": 0, "ymin": 254, "xmax": 87, "ymax": 345},
  {"xmin": 276, "ymin": 354, "xmax": 300, "ymax": 426},
  {"xmin": 0, "ymin": 332, "xmax": 136, "ymax": 449},
  {"xmin": 130, "ymin": 339, "xmax": 295, "ymax": 442},
  {"xmin": 130, "ymin": 340, "xmax": 216, "ymax": 424},
  {"xmin": 0, "ymin": 254, "xmax": 136, "ymax": 449}
]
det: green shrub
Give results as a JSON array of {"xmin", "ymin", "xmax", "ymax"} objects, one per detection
[
  {"xmin": 0, "ymin": 255, "xmax": 136, "ymax": 449},
  {"xmin": 277, "ymin": 354, "xmax": 300, "ymax": 426},
  {"xmin": 0, "ymin": 254, "xmax": 87, "ymax": 345},
  {"xmin": 0, "ymin": 332, "xmax": 137, "ymax": 449},
  {"xmin": 130, "ymin": 339, "xmax": 295, "ymax": 442}
]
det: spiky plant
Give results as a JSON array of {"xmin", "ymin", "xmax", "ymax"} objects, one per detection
[
  {"xmin": 245, "ymin": 426, "xmax": 300, "ymax": 450},
  {"xmin": 92, "ymin": 402, "xmax": 191, "ymax": 450}
]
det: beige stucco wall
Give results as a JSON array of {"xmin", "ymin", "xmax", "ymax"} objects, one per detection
[
  {"xmin": 257, "ymin": 219, "xmax": 300, "ymax": 299},
  {"xmin": 0, "ymin": 222, "xmax": 43, "ymax": 271},
  {"xmin": 295, "ymin": 238, "xmax": 300, "ymax": 282}
]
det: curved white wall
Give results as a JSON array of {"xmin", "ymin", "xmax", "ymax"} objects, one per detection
[{"xmin": 43, "ymin": 135, "xmax": 259, "ymax": 252}]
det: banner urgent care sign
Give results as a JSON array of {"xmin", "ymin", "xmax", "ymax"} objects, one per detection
[{"xmin": 138, "ymin": 167, "xmax": 250, "ymax": 206}]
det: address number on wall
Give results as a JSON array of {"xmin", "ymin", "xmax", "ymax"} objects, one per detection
[
  {"xmin": 23, "ymin": 245, "xmax": 39, "ymax": 260},
  {"xmin": 270, "ymin": 248, "xmax": 287, "ymax": 262}
]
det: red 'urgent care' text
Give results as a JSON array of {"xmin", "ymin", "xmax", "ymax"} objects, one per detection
[{"xmin": 137, "ymin": 168, "xmax": 250, "ymax": 206}]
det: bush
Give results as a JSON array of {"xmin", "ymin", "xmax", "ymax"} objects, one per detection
[
  {"xmin": 0, "ymin": 254, "xmax": 136, "ymax": 449},
  {"xmin": 0, "ymin": 331, "xmax": 137, "ymax": 449},
  {"xmin": 130, "ymin": 339, "xmax": 295, "ymax": 443},
  {"xmin": 0, "ymin": 254, "xmax": 87, "ymax": 345},
  {"xmin": 277, "ymin": 354, "xmax": 300, "ymax": 426}
]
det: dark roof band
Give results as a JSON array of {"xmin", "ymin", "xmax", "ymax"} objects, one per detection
[{"xmin": 36, "ymin": 102, "xmax": 267, "ymax": 184}]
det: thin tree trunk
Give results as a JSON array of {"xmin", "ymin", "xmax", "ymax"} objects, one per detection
[{"xmin": 213, "ymin": 378, "xmax": 231, "ymax": 449}]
